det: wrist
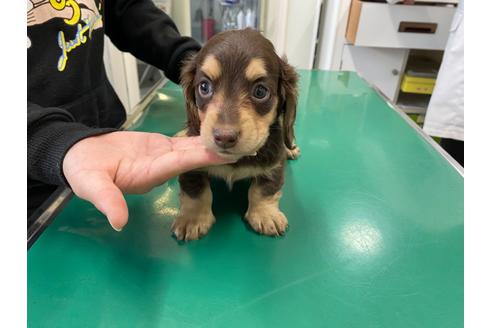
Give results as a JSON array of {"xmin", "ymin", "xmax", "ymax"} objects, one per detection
[{"xmin": 59, "ymin": 128, "xmax": 118, "ymax": 186}]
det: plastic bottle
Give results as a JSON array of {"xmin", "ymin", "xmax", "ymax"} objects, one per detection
[
  {"xmin": 245, "ymin": 8, "xmax": 255, "ymax": 28},
  {"xmin": 222, "ymin": 2, "xmax": 235, "ymax": 30},
  {"xmin": 237, "ymin": 8, "xmax": 245, "ymax": 29}
]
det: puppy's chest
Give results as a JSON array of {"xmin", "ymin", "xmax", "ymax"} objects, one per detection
[{"xmin": 204, "ymin": 164, "xmax": 275, "ymax": 187}]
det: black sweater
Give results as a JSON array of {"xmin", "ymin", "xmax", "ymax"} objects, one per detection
[{"xmin": 27, "ymin": 0, "xmax": 200, "ymax": 216}]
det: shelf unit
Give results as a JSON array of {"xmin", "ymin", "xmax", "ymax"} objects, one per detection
[{"xmin": 317, "ymin": 0, "xmax": 458, "ymax": 125}]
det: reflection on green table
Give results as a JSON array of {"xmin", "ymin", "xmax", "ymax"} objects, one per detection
[{"xmin": 28, "ymin": 71, "xmax": 463, "ymax": 327}]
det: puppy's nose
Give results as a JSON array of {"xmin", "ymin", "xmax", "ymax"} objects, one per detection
[{"xmin": 213, "ymin": 128, "xmax": 239, "ymax": 149}]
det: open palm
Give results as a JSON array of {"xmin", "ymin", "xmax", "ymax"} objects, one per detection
[{"xmin": 63, "ymin": 131, "xmax": 232, "ymax": 231}]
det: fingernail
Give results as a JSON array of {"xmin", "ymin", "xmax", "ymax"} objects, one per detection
[
  {"xmin": 107, "ymin": 220, "xmax": 123, "ymax": 232},
  {"xmin": 111, "ymin": 224, "xmax": 123, "ymax": 232}
]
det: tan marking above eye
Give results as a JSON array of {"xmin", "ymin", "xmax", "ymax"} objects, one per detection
[
  {"xmin": 245, "ymin": 58, "xmax": 267, "ymax": 81},
  {"xmin": 201, "ymin": 55, "xmax": 221, "ymax": 80}
]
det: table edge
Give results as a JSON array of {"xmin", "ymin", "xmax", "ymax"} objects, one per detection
[{"xmin": 355, "ymin": 71, "xmax": 464, "ymax": 177}]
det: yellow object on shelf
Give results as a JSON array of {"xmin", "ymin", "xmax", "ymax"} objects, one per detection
[{"xmin": 400, "ymin": 74, "xmax": 436, "ymax": 95}]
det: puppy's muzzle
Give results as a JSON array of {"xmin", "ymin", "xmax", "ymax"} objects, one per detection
[{"xmin": 213, "ymin": 127, "xmax": 239, "ymax": 149}]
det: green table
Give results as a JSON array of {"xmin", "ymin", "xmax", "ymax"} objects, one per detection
[{"xmin": 28, "ymin": 71, "xmax": 464, "ymax": 327}]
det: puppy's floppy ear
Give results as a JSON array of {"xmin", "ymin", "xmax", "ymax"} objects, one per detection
[
  {"xmin": 180, "ymin": 54, "xmax": 200, "ymax": 135},
  {"xmin": 278, "ymin": 55, "xmax": 299, "ymax": 151}
]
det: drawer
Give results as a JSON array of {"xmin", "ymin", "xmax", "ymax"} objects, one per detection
[{"xmin": 346, "ymin": 0, "xmax": 456, "ymax": 50}]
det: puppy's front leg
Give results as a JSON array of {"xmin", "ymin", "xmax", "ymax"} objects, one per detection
[
  {"xmin": 173, "ymin": 172, "xmax": 215, "ymax": 241},
  {"xmin": 245, "ymin": 165, "xmax": 288, "ymax": 236}
]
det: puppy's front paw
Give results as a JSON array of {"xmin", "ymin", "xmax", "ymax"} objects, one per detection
[
  {"xmin": 171, "ymin": 212, "xmax": 215, "ymax": 241},
  {"xmin": 245, "ymin": 207, "xmax": 289, "ymax": 236},
  {"xmin": 286, "ymin": 145, "xmax": 301, "ymax": 160}
]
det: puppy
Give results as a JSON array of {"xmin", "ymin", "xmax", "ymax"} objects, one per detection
[{"xmin": 172, "ymin": 28, "xmax": 299, "ymax": 241}]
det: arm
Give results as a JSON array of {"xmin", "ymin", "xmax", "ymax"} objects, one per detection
[
  {"xmin": 29, "ymin": 102, "xmax": 236, "ymax": 231},
  {"xmin": 27, "ymin": 102, "xmax": 116, "ymax": 186},
  {"xmin": 104, "ymin": 0, "xmax": 201, "ymax": 84}
]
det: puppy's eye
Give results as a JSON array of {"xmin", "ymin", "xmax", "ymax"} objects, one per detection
[
  {"xmin": 198, "ymin": 79, "xmax": 213, "ymax": 98},
  {"xmin": 252, "ymin": 84, "xmax": 270, "ymax": 101}
]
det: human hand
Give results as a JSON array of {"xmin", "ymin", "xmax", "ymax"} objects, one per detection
[{"xmin": 63, "ymin": 131, "xmax": 234, "ymax": 231}]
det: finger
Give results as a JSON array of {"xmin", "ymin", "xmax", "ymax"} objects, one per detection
[
  {"xmin": 170, "ymin": 136, "xmax": 203, "ymax": 151},
  {"xmin": 148, "ymin": 148, "xmax": 236, "ymax": 183},
  {"xmin": 170, "ymin": 137, "xmax": 241, "ymax": 162},
  {"xmin": 72, "ymin": 172, "xmax": 129, "ymax": 232}
]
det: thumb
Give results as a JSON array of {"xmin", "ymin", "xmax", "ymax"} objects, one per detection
[{"xmin": 71, "ymin": 171, "xmax": 129, "ymax": 231}]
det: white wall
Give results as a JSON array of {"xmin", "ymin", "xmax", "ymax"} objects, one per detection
[
  {"xmin": 263, "ymin": 0, "xmax": 322, "ymax": 69},
  {"xmin": 316, "ymin": 0, "xmax": 352, "ymax": 70},
  {"xmin": 103, "ymin": 37, "xmax": 140, "ymax": 114},
  {"xmin": 170, "ymin": 0, "xmax": 191, "ymax": 36}
]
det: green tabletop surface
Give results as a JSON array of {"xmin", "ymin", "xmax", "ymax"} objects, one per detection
[{"xmin": 28, "ymin": 71, "xmax": 464, "ymax": 327}]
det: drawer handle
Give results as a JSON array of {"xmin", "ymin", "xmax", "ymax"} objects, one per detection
[{"xmin": 398, "ymin": 22, "xmax": 437, "ymax": 34}]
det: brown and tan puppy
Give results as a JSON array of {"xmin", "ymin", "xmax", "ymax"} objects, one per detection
[{"xmin": 173, "ymin": 28, "xmax": 299, "ymax": 241}]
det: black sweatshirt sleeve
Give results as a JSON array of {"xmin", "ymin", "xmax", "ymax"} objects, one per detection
[
  {"xmin": 104, "ymin": 0, "xmax": 201, "ymax": 85},
  {"xmin": 28, "ymin": 1, "xmax": 198, "ymax": 187},
  {"xmin": 27, "ymin": 102, "xmax": 117, "ymax": 186}
]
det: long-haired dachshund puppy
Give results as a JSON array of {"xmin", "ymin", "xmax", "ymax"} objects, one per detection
[{"xmin": 173, "ymin": 28, "xmax": 299, "ymax": 241}]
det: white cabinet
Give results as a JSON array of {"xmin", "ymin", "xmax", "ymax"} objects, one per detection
[
  {"xmin": 318, "ymin": 0, "xmax": 457, "ymax": 115},
  {"xmin": 341, "ymin": 45, "xmax": 408, "ymax": 102}
]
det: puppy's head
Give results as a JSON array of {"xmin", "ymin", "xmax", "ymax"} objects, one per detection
[{"xmin": 181, "ymin": 29, "xmax": 298, "ymax": 157}]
